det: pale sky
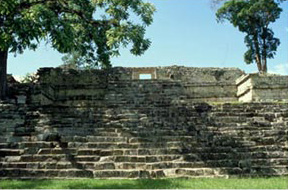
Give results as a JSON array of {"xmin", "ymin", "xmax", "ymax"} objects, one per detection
[{"xmin": 7, "ymin": 0, "xmax": 288, "ymax": 78}]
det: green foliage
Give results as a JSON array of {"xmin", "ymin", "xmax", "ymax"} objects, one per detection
[
  {"xmin": 0, "ymin": 177, "xmax": 287, "ymax": 189},
  {"xmin": 216, "ymin": 0, "xmax": 283, "ymax": 73},
  {"xmin": 212, "ymin": 0, "xmax": 287, "ymax": 7},
  {"xmin": 0, "ymin": 0, "xmax": 156, "ymax": 67},
  {"xmin": 61, "ymin": 51, "xmax": 104, "ymax": 70},
  {"xmin": 21, "ymin": 73, "xmax": 38, "ymax": 83}
]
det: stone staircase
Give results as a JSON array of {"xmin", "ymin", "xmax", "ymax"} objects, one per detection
[{"xmin": 0, "ymin": 80, "xmax": 288, "ymax": 179}]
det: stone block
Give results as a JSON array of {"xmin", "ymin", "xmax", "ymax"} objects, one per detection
[{"xmin": 237, "ymin": 74, "xmax": 288, "ymax": 102}]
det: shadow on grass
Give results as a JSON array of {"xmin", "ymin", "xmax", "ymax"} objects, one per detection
[
  {"xmin": 1, "ymin": 177, "xmax": 288, "ymax": 189},
  {"xmin": 0, "ymin": 180, "xmax": 56, "ymax": 189},
  {"xmin": 0, "ymin": 179, "xmax": 178, "ymax": 189},
  {"xmin": 67, "ymin": 179, "xmax": 177, "ymax": 189}
]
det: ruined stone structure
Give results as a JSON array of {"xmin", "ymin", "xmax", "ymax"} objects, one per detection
[
  {"xmin": 237, "ymin": 74, "xmax": 288, "ymax": 102},
  {"xmin": 0, "ymin": 66, "xmax": 287, "ymax": 179},
  {"xmin": 31, "ymin": 66, "xmax": 245, "ymax": 105}
]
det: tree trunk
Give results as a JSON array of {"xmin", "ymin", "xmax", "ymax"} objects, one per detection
[
  {"xmin": 253, "ymin": 34, "xmax": 262, "ymax": 73},
  {"xmin": 0, "ymin": 50, "xmax": 8, "ymax": 100},
  {"xmin": 262, "ymin": 59, "xmax": 267, "ymax": 73},
  {"xmin": 261, "ymin": 28, "xmax": 268, "ymax": 73},
  {"xmin": 255, "ymin": 53, "xmax": 262, "ymax": 73},
  {"xmin": 262, "ymin": 47, "xmax": 267, "ymax": 73}
]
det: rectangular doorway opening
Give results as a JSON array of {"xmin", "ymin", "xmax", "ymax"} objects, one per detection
[{"xmin": 139, "ymin": 74, "xmax": 152, "ymax": 80}]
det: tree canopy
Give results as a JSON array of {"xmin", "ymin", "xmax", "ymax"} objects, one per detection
[
  {"xmin": 212, "ymin": 0, "xmax": 287, "ymax": 7},
  {"xmin": 0, "ymin": 0, "xmax": 156, "ymax": 99},
  {"xmin": 216, "ymin": 0, "xmax": 283, "ymax": 73}
]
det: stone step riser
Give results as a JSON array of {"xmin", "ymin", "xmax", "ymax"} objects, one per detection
[
  {"xmin": 60, "ymin": 136, "xmax": 196, "ymax": 143},
  {"xmin": 1, "ymin": 167, "xmax": 287, "ymax": 179},
  {"xmin": 7, "ymin": 152, "xmax": 286, "ymax": 164},
  {"xmin": 46, "ymin": 131, "xmax": 190, "ymax": 137},
  {"xmin": 36, "ymin": 148, "xmax": 187, "ymax": 156},
  {"xmin": 0, "ymin": 162, "xmax": 205, "ymax": 170},
  {"xmin": 29, "ymin": 147, "xmax": 288, "ymax": 156},
  {"xmin": 0, "ymin": 150, "xmax": 24, "ymax": 157},
  {"xmin": 85, "ymin": 144, "xmax": 182, "ymax": 149},
  {"xmin": 16, "ymin": 142, "xmax": 185, "ymax": 149},
  {"xmin": 2, "ymin": 160, "xmax": 287, "ymax": 171},
  {"xmin": 16, "ymin": 155, "xmax": 186, "ymax": 163}
]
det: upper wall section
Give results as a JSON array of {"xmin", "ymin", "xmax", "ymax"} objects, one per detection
[
  {"xmin": 38, "ymin": 66, "xmax": 244, "ymax": 84},
  {"xmin": 8, "ymin": 66, "xmax": 288, "ymax": 105},
  {"xmin": 156, "ymin": 66, "xmax": 244, "ymax": 82},
  {"xmin": 31, "ymin": 66, "xmax": 244, "ymax": 105}
]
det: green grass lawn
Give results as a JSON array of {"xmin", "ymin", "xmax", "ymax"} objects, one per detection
[{"xmin": 0, "ymin": 177, "xmax": 287, "ymax": 189}]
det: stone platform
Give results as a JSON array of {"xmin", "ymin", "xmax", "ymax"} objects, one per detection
[{"xmin": 0, "ymin": 66, "xmax": 287, "ymax": 179}]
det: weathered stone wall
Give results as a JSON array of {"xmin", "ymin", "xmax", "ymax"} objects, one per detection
[
  {"xmin": 237, "ymin": 74, "xmax": 288, "ymax": 102},
  {"xmin": 31, "ymin": 68, "xmax": 110, "ymax": 105},
  {"xmin": 0, "ymin": 104, "xmax": 32, "ymax": 144},
  {"xmin": 156, "ymin": 66, "xmax": 244, "ymax": 82},
  {"xmin": 36, "ymin": 66, "xmax": 244, "ymax": 84},
  {"xmin": 7, "ymin": 66, "xmax": 288, "ymax": 104},
  {"xmin": 31, "ymin": 66, "xmax": 244, "ymax": 105},
  {"xmin": 157, "ymin": 66, "xmax": 244, "ymax": 102}
]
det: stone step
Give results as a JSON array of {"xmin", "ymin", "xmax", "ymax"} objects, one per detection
[
  {"xmin": 249, "ymin": 158, "xmax": 288, "ymax": 166},
  {"xmin": 204, "ymin": 158, "xmax": 288, "ymax": 167},
  {"xmin": 0, "ymin": 168, "xmax": 228, "ymax": 179},
  {"xmin": 200, "ymin": 146, "xmax": 288, "ymax": 154},
  {"xmin": 34, "ymin": 146, "xmax": 287, "ymax": 156},
  {"xmin": 0, "ymin": 161, "xmax": 205, "ymax": 170},
  {"xmin": 61, "ymin": 135, "xmax": 196, "ymax": 143},
  {"xmin": 0, "ymin": 136, "xmax": 34, "ymax": 143},
  {"xmin": 174, "ymin": 167, "xmax": 239, "ymax": 176},
  {"xmin": 213, "ymin": 110, "xmax": 287, "ymax": 116},
  {"xmin": 2, "ymin": 158, "xmax": 287, "ymax": 170},
  {"xmin": 0, "ymin": 143, "xmax": 9, "ymax": 149},
  {"xmin": 54, "ymin": 129, "xmax": 189, "ymax": 137},
  {"xmin": 3, "ymin": 166, "xmax": 284, "ymax": 179},
  {"xmin": 195, "ymin": 125, "xmax": 280, "ymax": 132},
  {"xmin": 34, "ymin": 112, "xmax": 198, "ymax": 120},
  {"xmin": 0, "ymin": 149, "xmax": 25, "ymax": 157},
  {"xmin": 61, "ymin": 136, "xmax": 128, "ymax": 143},
  {"xmin": 213, "ymin": 116, "xmax": 248, "ymax": 123},
  {"xmin": 116, "ymin": 162, "xmax": 207, "ymax": 170},
  {"xmin": 0, "ymin": 168, "xmax": 94, "ymax": 178},
  {"xmin": 49, "ymin": 107, "xmax": 191, "ymax": 113},
  {"xmin": 16, "ymin": 154, "xmax": 188, "ymax": 163},
  {"xmin": 16, "ymin": 141, "xmax": 185, "ymax": 149},
  {"xmin": 69, "ymin": 141, "xmax": 185, "ymax": 149},
  {"xmin": 4, "ymin": 151, "xmax": 287, "ymax": 163},
  {"xmin": 210, "ymin": 111, "xmax": 256, "ymax": 117},
  {"xmin": 199, "ymin": 151, "xmax": 288, "ymax": 160},
  {"xmin": 4, "ymin": 143, "xmax": 287, "ymax": 155},
  {"xmin": 36, "ymin": 147, "xmax": 188, "ymax": 156},
  {"xmin": 176, "ymin": 166, "xmax": 288, "ymax": 176},
  {"xmin": 246, "ymin": 166, "xmax": 288, "ymax": 175},
  {"xmin": 57, "ymin": 130, "xmax": 122, "ymax": 137},
  {"xmin": 17, "ymin": 141, "xmax": 59, "ymax": 149}
]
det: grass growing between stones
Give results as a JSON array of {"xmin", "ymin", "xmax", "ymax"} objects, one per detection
[{"xmin": 0, "ymin": 177, "xmax": 288, "ymax": 189}]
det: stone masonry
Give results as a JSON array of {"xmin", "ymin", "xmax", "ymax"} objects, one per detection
[
  {"xmin": 0, "ymin": 66, "xmax": 287, "ymax": 179},
  {"xmin": 237, "ymin": 74, "xmax": 288, "ymax": 102}
]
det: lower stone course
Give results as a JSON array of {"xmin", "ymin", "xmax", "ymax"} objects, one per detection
[{"xmin": 1, "ymin": 96, "xmax": 288, "ymax": 179}]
